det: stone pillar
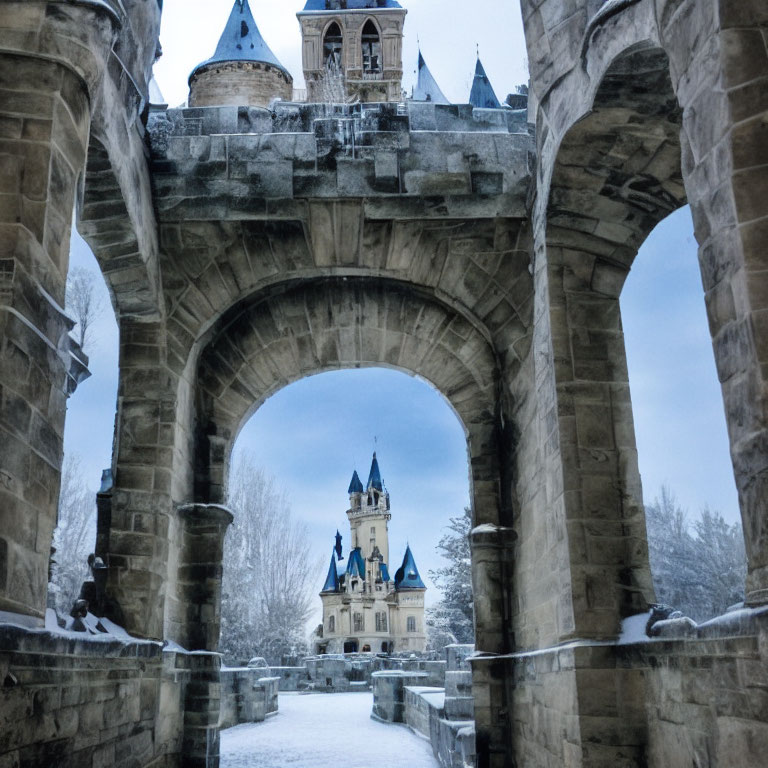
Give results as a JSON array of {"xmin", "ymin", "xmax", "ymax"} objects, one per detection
[
  {"xmin": 470, "ymin": 524, "xmax": 516, "ymax": 768},
  {"xmin": 178, "ymin": 504, "xmax": 233, "ymax": 652},
  {"xmin": 659, "ymin": 0, "xmax": 768, "ymax": 606},
  {"xmin": 103, "ymin": 318, "xmax": 187, "ymax": 641},
  {"xmin": 181, "ymin": 651, "xmax": 223, "ymax": 768},
  {"xmin": 0, "ymin": 53, "xmax": 90, "ymax": 620}
]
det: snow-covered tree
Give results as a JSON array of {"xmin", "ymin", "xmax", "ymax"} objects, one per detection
[
  {"xmin": 645, "ymin": 485, "xmax": 746, "ymax": 622},
  {"xmin": 427, "ymin": 507, "xmax": 474, "ymax": 647},
  {"xmin": 65, "ymin": 266, "xmax": 105, "ymax": 351},
  {"xmin": 49, "ymin": 455, "xmax": 96, "ymax": 615},
  {"xmin": 219, "ymin": 457, "xmax": 322, "ymax": 665}
]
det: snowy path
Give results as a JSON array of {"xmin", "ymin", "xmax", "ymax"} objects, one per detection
[{"xmin": 221, "ymin": 692, "xmax": 440, "ymax": 768}]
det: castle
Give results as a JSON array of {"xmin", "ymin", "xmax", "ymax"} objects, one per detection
[
  {"xmin": 1, "ymin": 0, "xmax": 767, "ymax": 766},
  {"xmin": 184, "ymin": 0, "xmax": 504, "ymax": 110},
  {"xmin": 316, "ymin": 453, "xmax": 426, "ymax": 654}
]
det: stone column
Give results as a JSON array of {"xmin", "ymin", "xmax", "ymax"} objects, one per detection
[
  {"xmin": 660, "ymin": 0, "xmax": 768, "ymax": 606},
  {"xmin": 178, "ymin": 504, "xmax": 233, "ymax": 652},
  {"xmin": 180, "ymin": 651, "xmax": 223, "ymax": 768},
  {"xmin": 0, "ymin": 53, "xmax": 90, "ymax": 620},
  {"xmin": 101, "ymin": 318, "xmax": 188, "ymax": 641},
  {"xmin": 470, "ymin": 524, "xmax": 516, "ymax": 768}
]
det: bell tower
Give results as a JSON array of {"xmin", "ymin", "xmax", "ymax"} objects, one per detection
[
  {"xmin": 347, "ymin": 453, "xmax": 391, "ymax": 566},
  {"xmin": 297, "ymin": 0, "xmax": 407, "ymax": 103}
]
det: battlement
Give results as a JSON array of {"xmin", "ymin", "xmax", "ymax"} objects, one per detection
[{"xmin": 148, "ymin": 101, "xmax": 534, "ymax": 221}]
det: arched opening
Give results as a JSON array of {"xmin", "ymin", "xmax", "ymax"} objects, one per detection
[
  {"xmin": 186, "ymin": 275, "xmax": 512, "ymax": 764},
  {"xmin": 218, "ymin": 365, "xmax": 474, "ymax": 764},
  {"xmin": 361, "ymin": 20, "xmax": 381, "ymax": 74},
  {"xmin": 622, "ymin": 207, "xmax": 746, "ymax": 621},
  {"xmin": 541, "ymin": 43, "xmax": 687, "ymax": 644},
  {"xmin": 323, "ymin": 22, "xmax": 343, "ymax": 68},
  {"xmin": 47, "ymin": 223, "xmax": 120, "ymax": 623}
]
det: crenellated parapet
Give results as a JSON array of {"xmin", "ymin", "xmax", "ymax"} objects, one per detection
[{"xmin": 148, "ymin": 101, "xmax": 533, "ymax": 222}]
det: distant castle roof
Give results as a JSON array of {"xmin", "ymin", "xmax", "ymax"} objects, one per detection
[
  {"xmin": 346, "ymin": 547, "xmax": 366, "ymax": 579},
  {"xmin": 348, "ymin": 470, "xmax": 364, "ymax": 494},
  {"xmin": 367, "ymin": 452, "xmax": 383, "ymax": 492},
  {"xmin": 302, "ymin": 0, "xmax": 402, "ymax": 10},
  {"xmin": 321, "ymin": 552, "xmax": 341, "ymax": 592},
  {"xmin": 469, "ymin": 56, "xmax": 501, "ymax": 109},
  {"xmin": 190, "ymin": 0, "xmax": 289, "ymax": 81},
  {"xmin": 412, "ymin": 50, "xmax": 450, "ymax": 104},
  {"xmin": 394, "ymin": 545, "xmax": 425, "ymax": 590}
]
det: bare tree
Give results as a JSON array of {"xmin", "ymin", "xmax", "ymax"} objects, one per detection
[
  {"xmin": 65, "ymin": 266, "xmax": 105, "ymax": 350},
  {"xmin": 49, "ymin": 454, "xmax": 96, "ymax": 615},
  {"xmin": 219, "ymin": 456, "xmax": 323, "ymax": 665}
]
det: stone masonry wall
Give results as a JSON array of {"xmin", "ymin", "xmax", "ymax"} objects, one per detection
[
  {"xmin": 0, "ymin": 625, "xmax": 166, "ymax": 768},
  {"xmin": 218, "ymin": 670, "xmax": 278, "ymax": 729},
  {"xmin": 189, "ymin": 62, "xmax": 293, "ymax": 109}
]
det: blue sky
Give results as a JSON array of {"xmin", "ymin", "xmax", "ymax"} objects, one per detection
[{"xmin": 63, "ymin": 1, "xmax": 741, "ymax": 615}]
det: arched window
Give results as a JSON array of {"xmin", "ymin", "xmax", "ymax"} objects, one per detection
[
  {"xmin": 361, "ymin": 20, "xmax": 381, "ymax": 73},
  {"xmin": 328, "ymin": 615, "xmax": 335, "ymax": 633},
  {"xmin": 323, "ymin": 22, "xmax": 343, "ymax": 68}
]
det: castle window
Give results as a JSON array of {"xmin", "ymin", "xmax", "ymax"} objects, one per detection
[
  {"xmin": 407, "ymin": 615, "xmax": 416, "ymax": 633},
  {"xmin": 323, "ymin": 22, "xmax": 343, "ymax": 68},
  {"xmin": 328, "ymin": 615, "xmax": 335, "ymax": 633},
  {"xmin": 353, "ymin": 612, "xmax": 364, "ymax": 632},
  {"xmin": 376, "ymin": 611, "xmax": 387, "ymax": 632},
  {"xmin": 361, "ymin": 20, "xmax": 381, "ymax": 73}
]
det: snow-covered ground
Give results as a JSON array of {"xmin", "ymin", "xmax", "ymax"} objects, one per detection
[{"xmin": 221, "ymin": 692, "xmax": 440, "ymax": 768}]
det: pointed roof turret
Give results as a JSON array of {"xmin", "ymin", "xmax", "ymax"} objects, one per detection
[
  {"xmin": 348, "ymin": 470, "xmax": 364, "ymax": 494},
  {"xmin": 321, "ymin": 551, "xmax": 340, "ymax": 593},
  {"xmin": 346, "ymin": 547, "xmax": 366, "ymax": 580},
  {"xmin": 190, "ymin": 0, "xmax": 289, "ymax": 81},
  {"xmin": 367, "ymin": 452, "xmax": 383, "ymax": 492},
  {"xmin": 394, "ymin": 545, "xmax": 426, "ymax": 590},
  {"xmin": 469, "ymin": 56, "xmax": 501, "ymax": 109},
  {"xmin": 412, "ymin": 50, "xmax": 450, "ymax": 104}
]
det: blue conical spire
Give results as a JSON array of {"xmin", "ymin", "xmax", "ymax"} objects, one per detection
[
  {"xmin": 394, "ymin": 545, "xmax": 426, "ymax": 590},
  {"xmin": 413, "ymin": 50, "xmax": 450, "ymax": 104},
  {"xmin": 321, "ymin": 551, "xmax": 340, "ymax": 593},
  {"xmin": 346, "ymin": 548, "xmax": 366, "ymax": 580},
  {"xmin": 469, "ymin": 56, "xmax": 501, "ymax": 109},
  {"xmin": 348, "ymin": 470, "xmax": 364, "ymax": 494},
  {"xmin": 190, "ymin": 0, "xmax": 289, "ymax": 80},
  {"xmin": 367, "ymin": 452, "xmax": 383, "ymax": 492}
]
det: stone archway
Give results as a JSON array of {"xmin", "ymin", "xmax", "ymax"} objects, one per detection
[
  {"xmin": 542, "ymin": 43, "xmax": 685, "ymax": 644},
  {"xmin": 193, "ymin": 278, "xmax": 499, "ymax": 511}
]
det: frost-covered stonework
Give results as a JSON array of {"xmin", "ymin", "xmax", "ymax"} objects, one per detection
[{"xmin": 2, "ymin": 0, "xmax": 768, "ymax": 766}]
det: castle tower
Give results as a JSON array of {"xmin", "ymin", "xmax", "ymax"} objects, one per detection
[
  {"xmin": 316, "ymin": 452, "xmax": 426, "ymax": 655},
  {"xmin": 189, "ymin": 0, "xmax": 293, "ymax": 108},
  {"xmin": 297, "ymin": 0, "xmax": 407, "ymax": 103}
]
